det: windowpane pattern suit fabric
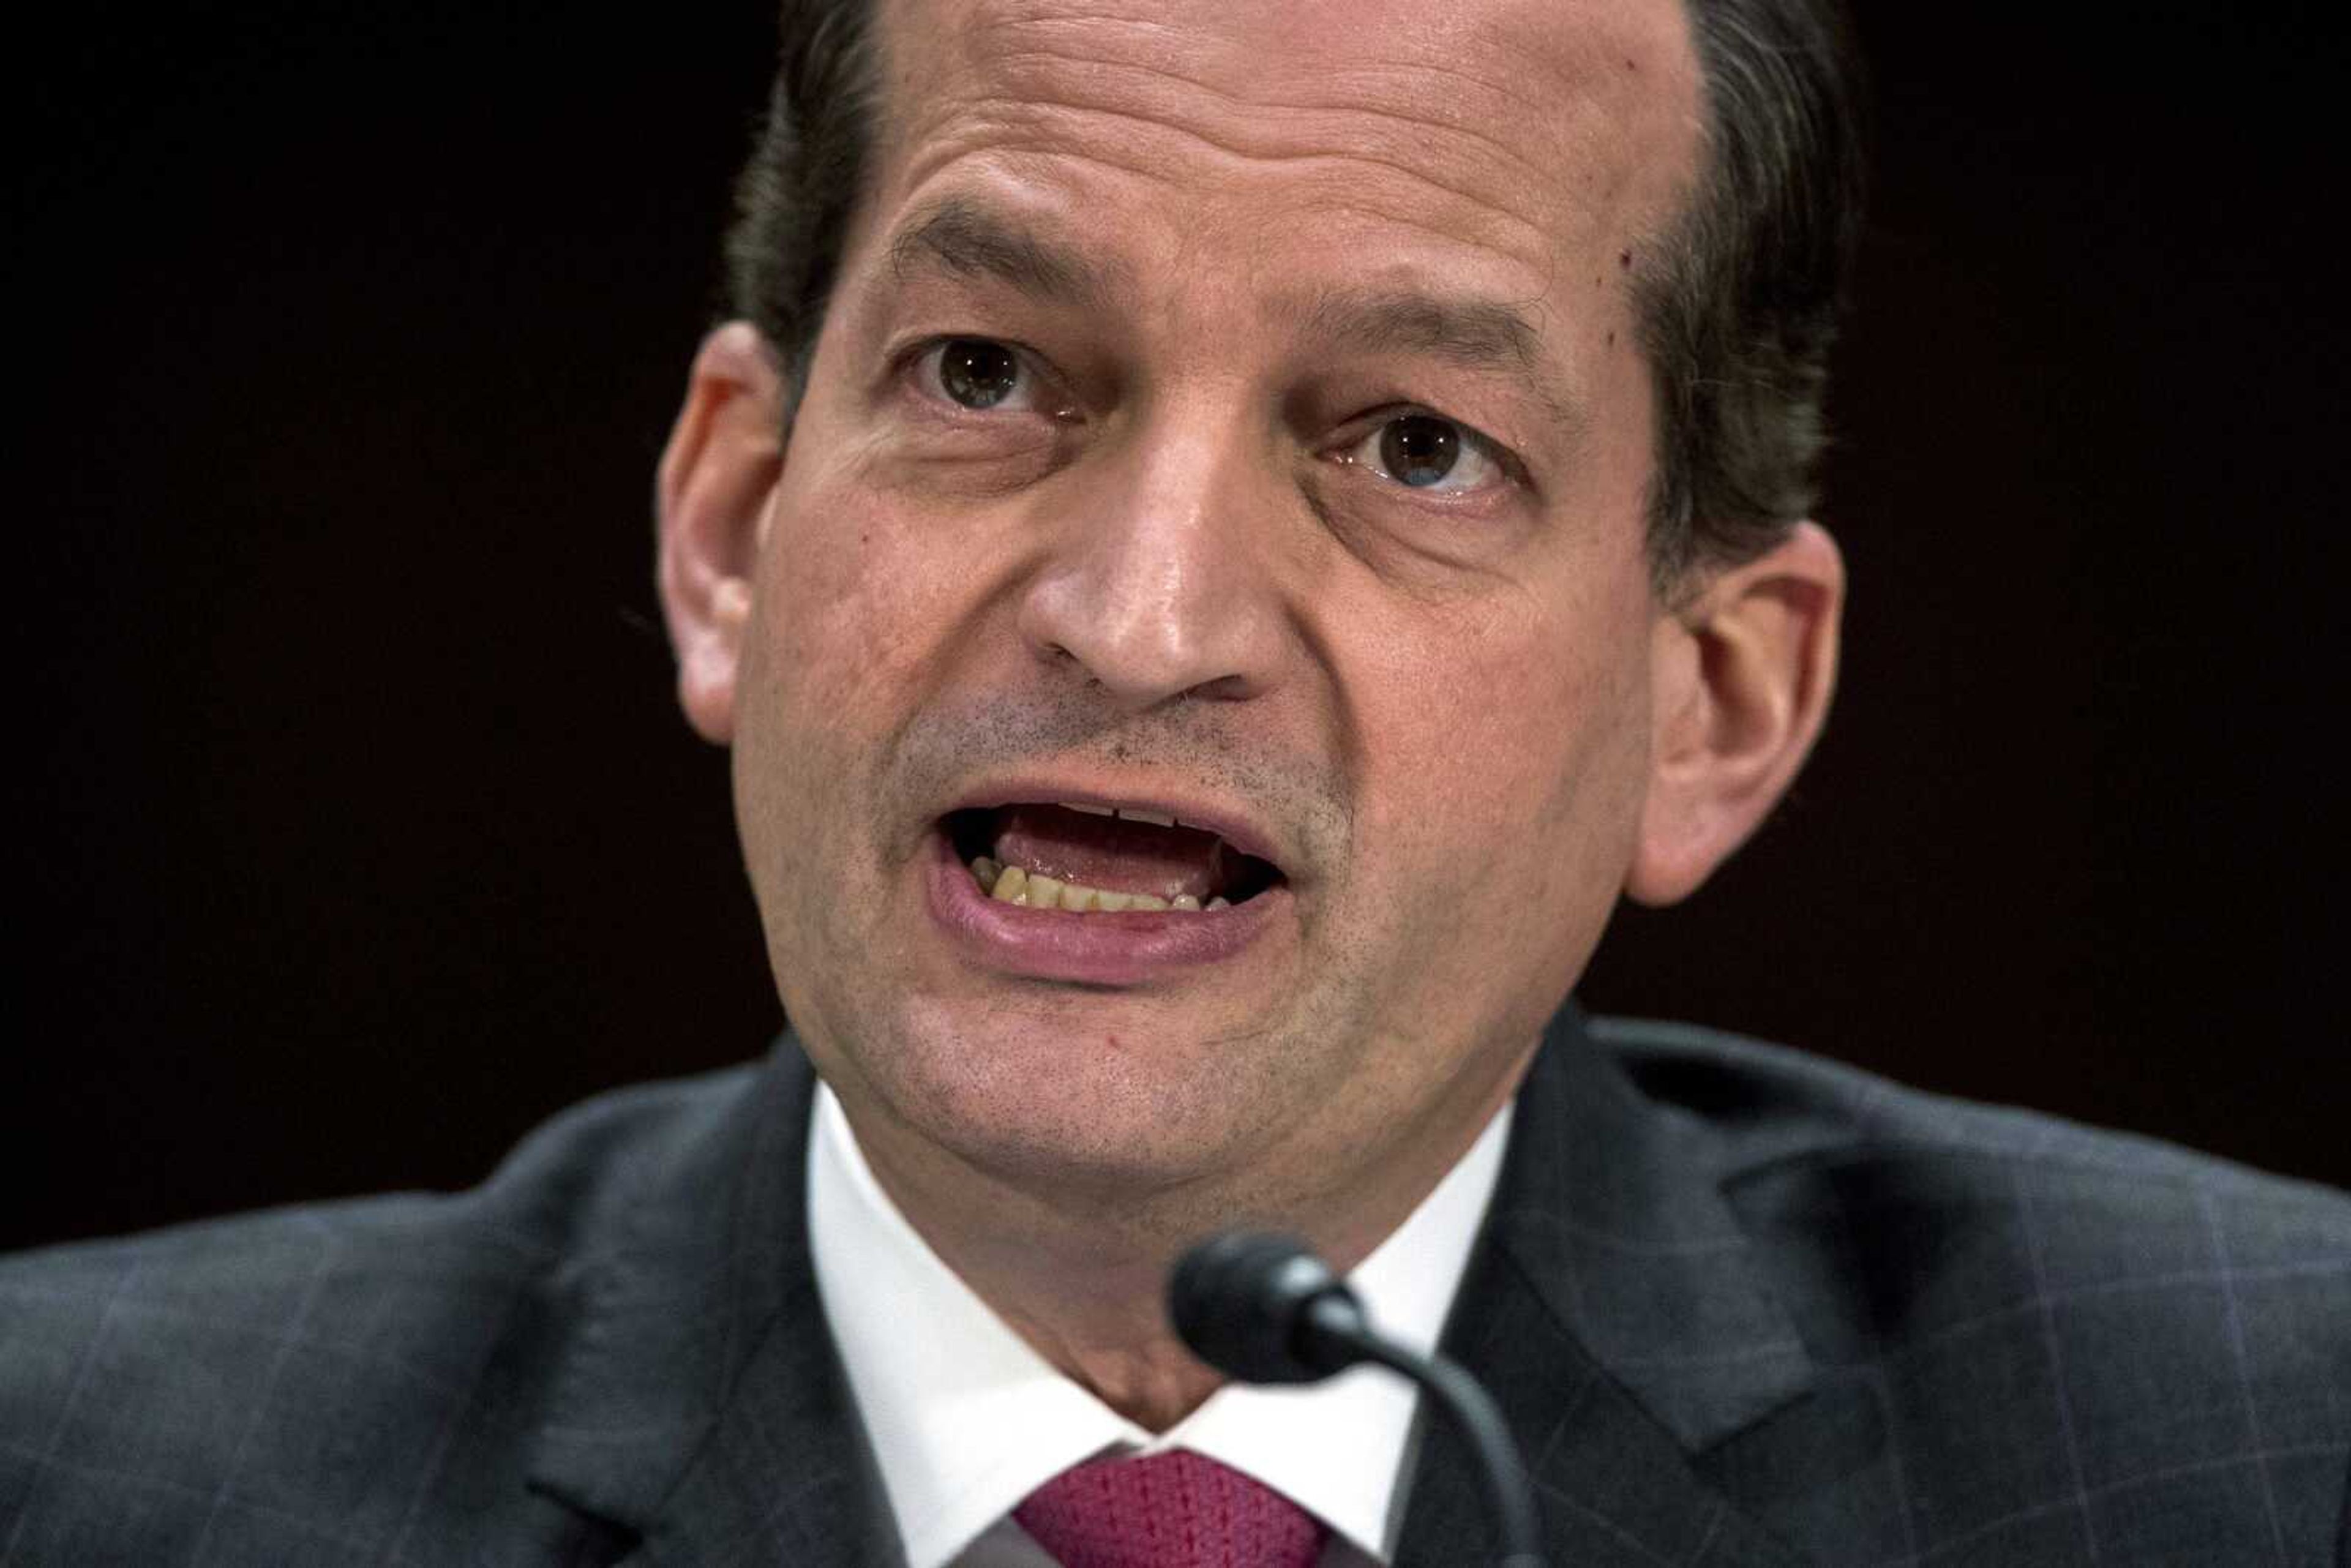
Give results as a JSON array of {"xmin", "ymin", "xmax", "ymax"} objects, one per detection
[{"xmin": 4, "ymin": 1007, "xmax": 2346, "ymax": 1566}]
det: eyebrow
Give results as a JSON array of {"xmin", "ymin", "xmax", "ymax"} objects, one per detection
[
  {"xmin": 886, "ymin": 197, "xmax": 1125, "ymax": 310},
  {"xmin": 1284, "ymin": 286, "xmax": 1584, "ymax": 435},
  {"xmin": 882, "ymin": 197, "xmax": 1581, "ymax": 433}
]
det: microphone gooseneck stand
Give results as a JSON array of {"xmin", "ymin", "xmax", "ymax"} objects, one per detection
[{"xmin": 1169, "ymin": 1231, "xmax": 1548, "ymax": 1568}]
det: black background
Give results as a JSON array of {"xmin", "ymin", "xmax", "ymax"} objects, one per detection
[{"xmin": 13, "ymin": 4, "xmax": 2347, "ymax": 1250}]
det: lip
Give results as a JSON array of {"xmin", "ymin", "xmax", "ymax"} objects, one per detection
[
  {"xmin": 939, "ymin": 778, "xmax": 1289, "ymax": 874},
  {"xmin": 926, "ymin": 828, "xmax": 1285, "ymax": 985}
]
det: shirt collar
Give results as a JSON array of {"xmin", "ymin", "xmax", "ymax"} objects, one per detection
[{"xmin": 808, "ymin": 1082, "xmax": 1511, "ymax": 1568}]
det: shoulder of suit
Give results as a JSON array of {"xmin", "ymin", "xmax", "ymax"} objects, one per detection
[
  {"xmin": 0, "ymin": 1060, "xmax": 767, "ymax": 1555},
  {"xmin": 3, "ymin": 1060, "xmax": 767, "ymax": 1299},
  {"xmin": 1589, "ymin": 1013, "xmax": 2347, "ymax": 1212},
  {"xmin": 1589, "ymin": 1014, "xmax": 2350, "ymax": 1365},
  {"xmin": 1587, "ymin": 1017, "xmax": 2350, "ymax": 1566}
]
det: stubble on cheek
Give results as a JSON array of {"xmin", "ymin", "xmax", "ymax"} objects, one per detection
[
  {"xmin": 728, "ymin": 517, "xmax": 933, "ymax": 1050},
  {"xmin": 1352, "ymin": 591, "xmax": 1657, "ymax": 1067}
]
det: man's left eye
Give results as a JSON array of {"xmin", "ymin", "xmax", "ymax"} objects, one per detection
[
  {"xmin": 1343, "ymin": 413, "xmax": 1504, "ymax": 495},
  {"xmin": 918, "ymin": 337, "xmax": 1038, "ymax": 411}
]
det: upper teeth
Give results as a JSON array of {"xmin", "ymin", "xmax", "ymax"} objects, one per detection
[
  {"xmin": 1057, "ymin": 801, "xmax": 1182, "ymax": 830},
  {"xmin": 971, "ymin": 857, "xmax": 1229, "ymax": 913}
]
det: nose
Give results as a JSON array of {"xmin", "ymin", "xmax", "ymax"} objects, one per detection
[{"xmin": 1016, "ymin": 417, "xmax": 1285, "ymax": 713}]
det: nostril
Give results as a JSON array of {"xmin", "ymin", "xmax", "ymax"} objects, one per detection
[{"xmin": 1178, "ymin": 672, "xmax": 1260, "ymax": 703}]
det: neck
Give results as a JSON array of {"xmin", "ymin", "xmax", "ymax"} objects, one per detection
[{"xmin": 828, "ymin": 1065, "xmax": 1523, "ymax": 1431}]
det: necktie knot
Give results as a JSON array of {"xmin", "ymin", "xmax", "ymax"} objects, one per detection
[{"xmin": 1013, "ymin": 1449, "xmax": 1329, "ymax": 1568}]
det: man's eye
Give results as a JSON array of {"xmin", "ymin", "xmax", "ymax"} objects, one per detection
[
  {"xmin": 921, "ymin": 337, "xmax": 1032, "ymax": 411},
  {"xmin": 1344, "ymin": 413, "xmax": 1504, "ymax": 495}
]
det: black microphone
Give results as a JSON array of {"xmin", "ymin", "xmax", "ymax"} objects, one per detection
[{"xmin": 1169, "ymin": 1231, "xmax": 1548, "ymax": 1568}]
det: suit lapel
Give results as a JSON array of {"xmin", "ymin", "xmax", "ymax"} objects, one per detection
[
  {"xmin": 525, "ymin": 1041, "xmax": 899, "ymax": 1568},
  {"xmin": 523, "ymin": 1008, "xmax": 1821, "ymax": 1566},
  {"xmin": 1398, "ymin": 1005, "xmax": 1820, "ymax": 1567}
]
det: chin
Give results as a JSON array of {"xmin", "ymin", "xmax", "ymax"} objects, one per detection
[{"xmin": 858, "ymin": 991, "xmax": 1303, "ymax": 1185}]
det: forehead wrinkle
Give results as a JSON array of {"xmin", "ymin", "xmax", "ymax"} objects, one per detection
[
  {"xmin": 885, "ymin": 194, "xmax": 1130, "ymax": 311},
  {"xmin": 940, "ymin": 1, "xmax": 1697, "ymax": 225},
  {"xmin": 881, "ymin": 0, "xmax": 1703, "ymax": 271},
  {"xmin": 883, "ymin": 38, "xmax": 1563, "ymax": 266},
  {"xmin": 955, "ymin": 67, "xmax": 1558, "ymax": 260},
  {"xmin": 982, "ymin": 38, "xmax": 1563, "ymax": 204},
  {"xmin": 894, "ymin": 92, "xmax": 1556, "ymax": 284}
]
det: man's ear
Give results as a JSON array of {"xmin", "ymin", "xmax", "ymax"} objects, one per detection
[
  {"xmin": 656, "ymin": 321, "xmax": 788, "ymax": 745},
  {"xmin": 1626, "ymin": 521, "xmax": 1844, "ymax": 906}
]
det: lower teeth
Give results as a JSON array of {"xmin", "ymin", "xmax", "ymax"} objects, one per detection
[{"xmin": 972, "ymin": 857, "xmax": 1228, "ymax": 913}]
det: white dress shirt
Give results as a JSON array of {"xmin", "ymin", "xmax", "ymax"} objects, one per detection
[{"xmin": 808, "ymin": 1082, "xmax": 1512, "ymax": 1568}]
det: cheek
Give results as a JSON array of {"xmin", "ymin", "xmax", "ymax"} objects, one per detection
[
  {"xmin": 730, "ymin": 474, "xmax": 938, "ymax": 890},
  {"xmin": 752, "ymin": 464, "xmax": 959, "ymax": 735},
  {"xmin": 1354, "ymin": 575, "xmax": 1657, "ymax": 901}
]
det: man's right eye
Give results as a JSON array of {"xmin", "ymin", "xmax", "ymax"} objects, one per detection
[{"xmin": 921, "ymin": 337, "xmax": 1031, "ymax": 411}]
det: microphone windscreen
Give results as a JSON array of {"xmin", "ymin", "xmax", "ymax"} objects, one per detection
[{"xmin": 1168, "ymin": 1231, "xmax": 1358, "ymax": 1384}]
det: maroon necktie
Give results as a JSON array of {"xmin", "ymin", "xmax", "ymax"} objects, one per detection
[{"xmin": 1013, "ymin": 1448, "xmax": 1330, "ymax": 1567}]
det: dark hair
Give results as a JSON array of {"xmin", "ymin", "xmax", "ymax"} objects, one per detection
[
  {"xmin": 724, "ymin": 0, "xmax": 1865, "ymax": 585},
  {"xmin": 1641, "ymin": 0, "xmax": 1865, "ymax": 586},
  {"xmin": 724, "ymin": 0, "xmax": 879, "ymax": 394}
]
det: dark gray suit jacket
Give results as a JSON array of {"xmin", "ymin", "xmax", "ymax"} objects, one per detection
[{"xmin": 6, "ymin": 1008, "xmax": 2347, "ymax": 1566}]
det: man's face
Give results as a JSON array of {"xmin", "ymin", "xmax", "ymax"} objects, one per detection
[{"xmin": 724, "ymin": 0, "xmax": 1704, "ymax": 1228}]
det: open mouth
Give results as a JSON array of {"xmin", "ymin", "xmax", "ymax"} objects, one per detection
[{"xmin": 941, "ymin": 802, "xmax": 1284, "ymax": 914}]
